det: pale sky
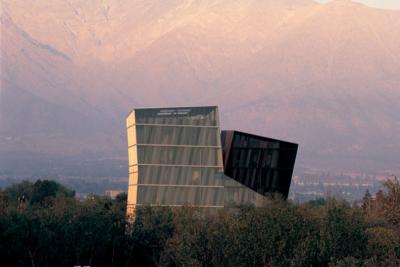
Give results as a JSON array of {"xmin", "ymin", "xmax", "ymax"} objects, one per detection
[{"xmin": 316, "ymin": 0, "xmax": 400, "ymax": 10}]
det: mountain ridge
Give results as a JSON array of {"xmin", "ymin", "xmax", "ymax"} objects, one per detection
[{"xmin": 1, "ymin": 0, "xmax": 399, "ymax": 174}]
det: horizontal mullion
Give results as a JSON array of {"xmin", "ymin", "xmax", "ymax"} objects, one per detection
[
  {"xmin": 129, "ymin": 184, "xmax": 224, "ymax": 188},
  {"xmin": 135, "ymin": 203, "xmax": 224, "ymax": 208},
  {"xmin": 230, "ymin": 147, "xmax": 296, "ymax": 150},
  {"xmin": 134, "ymin": 123, "xmax": 219, "ymax": 128},
  {"xmin": 129, "ymin": 144, "xmax": 221, "ymax": 148},
  {"xmin": 131, "ymin": 163, "xmax": 224, "ymax": 168}
]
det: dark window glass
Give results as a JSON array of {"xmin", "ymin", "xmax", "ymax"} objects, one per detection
[{"xmin": 135, "ymin": 107, "xmax": 219, "ymax": 126}]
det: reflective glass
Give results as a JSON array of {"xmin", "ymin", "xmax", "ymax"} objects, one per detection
[
  {"xmin": 137, "ymin": 186, "xmax": 224, "ymax": 206},
  {"xmin": 127, "ymin": 107, "xmax": 297, "ymax": 213},
  {"xmin": 221, "ymin": 131, "xmax": 298, "ymax": 199},
  {"xmin": 137, "ymin": 146, "xmax": 222, "ymax": 166},
  {"xmin": 135, "ymin": 107, "xmax": 219, "ymax": 126},
  {"xmin": 138, "ymin": 165, "xmax": 225, "ymax": 186},
  {"xmin": 224, "ymin": 176, "xmax": 267, "ymax": 207},
  {"xmin": 136, "ymin": 125, "xmax": 219, "ymax": 146}
]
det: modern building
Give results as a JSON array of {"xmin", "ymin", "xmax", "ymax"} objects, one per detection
[
  {"xmin": 221, "ymin": 130, "xmax": 298, "ymax": 200},
  {"xmin": 126, "ymin": 106, "xmax": 297, "ymax": 217}
]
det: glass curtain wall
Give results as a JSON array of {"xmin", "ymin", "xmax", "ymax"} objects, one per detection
[
  {"xmin": 221, "ymin": 131, "xmax": 298, "ymax": 199},
  {"xmin": 127, "ymin": 106, "xmax": 297, "ymax": 216},
  {"xmin": 126, "ymin": 107, "xmax": 226, "ymax": 217}
]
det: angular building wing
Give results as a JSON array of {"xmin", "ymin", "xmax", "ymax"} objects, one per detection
[
  {"xmin": 126, "ymin": 106, "xmax": 297, "ymax": 217},
  {"xmin": 221, "ymin": 130, "xmax": 298, "ymax": 199}
]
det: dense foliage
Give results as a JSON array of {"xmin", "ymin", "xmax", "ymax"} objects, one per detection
[{"xmin": 1, "ymin": 179, "xmax": 399, "ymax": 267}]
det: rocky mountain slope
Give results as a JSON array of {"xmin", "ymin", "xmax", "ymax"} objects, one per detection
[{"xmin": 1, "ymin": 0, "xmax": 399, "ymax": 173}]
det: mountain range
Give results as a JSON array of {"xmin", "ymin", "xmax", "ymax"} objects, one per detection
[{"xmin": 1, "ymin": 0, "xmax": 399, "ymax": 175}]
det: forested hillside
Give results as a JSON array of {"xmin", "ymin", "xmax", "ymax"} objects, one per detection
[{"xmin": 1, "ymin": 179, "xmax": 399, "ymax": 266}]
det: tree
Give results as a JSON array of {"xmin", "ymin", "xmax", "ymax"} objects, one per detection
[
  {"xmin": 381, "ymin": 177, "xmax": 400, "ymax": 227},
  {"xmin": 30, "ymin": 180, "xmax": 75, "ymax": 206},
  {"xmin": 129, "ymin": 207, "xmax": 175, "ymax": 266},
  {"xmin": 318, "ymin": 200, "xmax": 368, "ymax": 265},
  {"xmin": 365, "ymin": 226, "xmax": 400, "ymax": 267},
  {"xmin": 1, "ymin": 178, "xmax": 399, "ymax": 267},
  {"xmin": 362, "ymin": 190, "xmax": 373, "ymax": 212},
  {"xmin": 307, "ymin": 197, "xmax": 327, "ymax": 207},
  {"xmin": 4, "ymin": 180, "xmax": 34, "ymax": 207}
]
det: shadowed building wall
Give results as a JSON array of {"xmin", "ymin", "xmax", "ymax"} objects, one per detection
[{"xmin": 221, "ymin": 131, "xmax": 298, "ymax": 199}]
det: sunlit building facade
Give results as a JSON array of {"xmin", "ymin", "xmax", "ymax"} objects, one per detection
[{"xmin": 126, "ymin": 106, "xmax": 297, "ymax": 217}]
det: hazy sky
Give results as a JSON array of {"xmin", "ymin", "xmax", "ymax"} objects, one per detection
[{"xmin": 316, "ymin": 0, "xmax": 400, "ymax": 10}]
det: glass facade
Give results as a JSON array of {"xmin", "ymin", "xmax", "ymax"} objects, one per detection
[
  {"xmin": 126, "ymin": 106, "xmax": 297, "ymax": 217},
  {"xmin": 127, "ymin": 107, "xmax": 228, "ymax": 216},
  {"xmin": 221, "ymin": 131, "xmax": 298, "ymax": 199}
]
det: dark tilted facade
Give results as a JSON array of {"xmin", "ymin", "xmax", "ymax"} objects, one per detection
[{"xmin": 126, "ymin": 106, "xmax": 298, "ymax": 216}]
